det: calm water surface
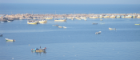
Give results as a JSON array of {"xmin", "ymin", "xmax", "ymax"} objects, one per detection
[
  {"xmin": 0, "ymin": 4, "xmax": 140, "ymax": 60},
  {"xmin": 0, "ymin": 18, "xmax": 140, "ymax": 60},
  {"xmin": 0, "ymin": 4, "xmax": 140, "ymax": 14}
]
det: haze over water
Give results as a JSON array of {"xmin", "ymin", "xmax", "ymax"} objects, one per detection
[{"xmin": 0, "ymin": 4, "xmax": 140, "ymax": 60}]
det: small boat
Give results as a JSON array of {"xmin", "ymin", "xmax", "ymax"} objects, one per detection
[
  {"xmin": 31, "ymin": 47, "xmax": 46, "ymax": 53},
  {"xmin": 27, "ymin": 20, "xmax": 38, "ymax": 24},
  {"xmin": 135, "ymin": 24, "xmax": 140, "ymax": 25},
  {"xmin": 116, "ymin": 15, "xmax": 120, "ymax": 18},
  {"xmin": 75, "ymin": 17, "xmax": 81, "ymax": 20},
  {"xmin": 46, "ymin": 17, "xmax": 53, "ymax": 20},
  {"xmin": 95, "ymin": 31, "xmax": 101, "ymax": 34},
  {"xmin": 5, "ymin": 38, "xmax": 15, "ymax": 41},
  {"xmin": 58, "ymin": 26, "xmax": 63, "ymax": 28},
  {"xmin": 104, "ymin": 16, "xmax": 109, "ymax": 18},
  {"xmin": 110, "ymin": 15, "xmax": 116, "ymax": 18},
  {"xmin": 38, "ymin": 20, "xmax": 47, "ymax": 24},
  {"xmin": 90, "ymin": 16, "xmax": 98, "ymax": 19},
  {"xmin": 54, "ymin": 19, "xmax": 66, "ymax": 22},
  {"xmin": 92, "ymin": 23, "xmax": 98, "ymax": 25},
  {"xmin": 63, "ymin": 26, "xmax": 67, "ymax": 28},
  {"xmin": 7, "ymin": 20, "xmax": 12, "ymax": 22},
  {"xmin": 109, "ymin": 28, "xmax": 116, "ymax": 30}
]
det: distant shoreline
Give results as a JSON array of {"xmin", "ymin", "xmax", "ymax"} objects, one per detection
[{"xmin": 0, "ymin": 13, "xmax": 140, "ymax": 21}]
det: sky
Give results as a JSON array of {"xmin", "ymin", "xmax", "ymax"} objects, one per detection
[{"xmin": 0, "ymin": 0, "xmax": 140, "ymax": 4}]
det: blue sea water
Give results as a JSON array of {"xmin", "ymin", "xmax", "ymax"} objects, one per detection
[
  {"xmin": 0, "ymin": 4, "xmax": 140, "ymax": 14},
  {"xmin": 0, "ymin": 4, "xmax": 140, "ymax": 60}
]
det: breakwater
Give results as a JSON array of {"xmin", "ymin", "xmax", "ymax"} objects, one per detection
[{"xmin": 0, "ymin": 13, "xmax": 140, "ymax": 21}]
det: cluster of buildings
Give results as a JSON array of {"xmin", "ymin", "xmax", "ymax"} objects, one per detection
[{"xmin": 0, "ymin": 13, "xmax": 140, "ymax": 22}]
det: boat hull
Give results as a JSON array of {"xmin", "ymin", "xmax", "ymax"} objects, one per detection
[
  {"xmin": 135, "ymin": 24, "xmax": 140, "ymax": 25},
  {"xmin": 54, "ymin": 20, "xmax": 66, "ymax": 22},
  {"xmin": 5, "ymin": 38, "xmax": 15, "ymax": 41},
  {"xmin": 27, "ymin": 22, "xmax": 38, "ymax": 24},
  {"xmin": 109, "ymin": 28, "xmax": 116, "ymax": 30},
  {"xmin": 38, "ymin": 20, "xmax": 47, "ymax": 24}
]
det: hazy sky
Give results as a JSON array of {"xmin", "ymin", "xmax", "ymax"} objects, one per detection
[{"xmin": 0, "ymin": 0, "xmax": 140, "ymax": 4}]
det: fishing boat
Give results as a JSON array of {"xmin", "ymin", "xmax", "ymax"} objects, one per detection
[
  {"xmin": 137, "ymin": 15, "xmax": 140, "ymax": 18},
  {"xmin": 63, "ymin": 26, "xmax": 67, "ymax": 28},
  {"xmin": 110, "ymin": 15, "xmax": 116, "ymax": 18},
  {"xmin": 135, "ymin": 24, "xmax": 140, "ymax": 25},
  {"xmin": 95, "ymin": 31, "xmax": 101, "ymax": 34},
  {"xmin": 109, "ymin": 28, "xmax": 116, "ymax": 30},
  {"xmin": 38, "ymin": 20, "xmax": 47, "ymax": 24},
  {"xmin": 116, "ymin": 15, "xmax": 120, "ymax": 18},
  {"xmin": 54, "ymin": 19, "xmax": 66, "ymax": 22},
  {"xmin": 104, "ymin": 16, "xmax": 109, "ymax": 18},
  {"xmin": 132, "ymin": 15, "xmax": 136, "ymax": 18},
  {"xmin": 99, "ymin": 15, "xmax": 103, "ymax": 18},
  {"xmin": 5, "ymin": 38, "xmax": 15, "ymax": 41},
  {"xmin": 27, "ymin": 20, "xmax": 38, "ymax": 24},
  {"xmin": 31, "ymin": 47, "xmax": 46, "ymax": 53},
  {"xmin": 7, "ymin": 20, "xmax": 12, "ymax": 22},
  {"xmin": 75, "ymin": 17, "xmax": 81, "ymax": 20},
  {"xmin": 121, "ymin": 16, "xmax": 125, "ymax": 18},
  {"xmin": 90, "ymin": 16, "xmax": 98, "ymax": 19},
  {"xmin": 125, "ymin": 15, "xmax": 132, "ymax": 18},
  {"xmin": 58, "ymin": 26, "xmax": 63, "ymax": 28},
  {"xmin": 46, "ymin": 17, "xmax": 53, "ymax": 20}
]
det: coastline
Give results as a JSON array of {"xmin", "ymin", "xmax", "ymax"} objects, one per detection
[{"xmin": 0, "ymin": 13, "xmax": 140, "ymax": 21}]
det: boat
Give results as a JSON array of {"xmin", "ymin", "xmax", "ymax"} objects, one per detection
[
  {"xmin": 58, "ymin": 26, "xmax": 63, "ymax": 28},
  {"xmin": 63, "ymin": 26, "xmax": 67, "ymax": 28},
  {"xmin": 99, "ymin": 15, "xmax": 103, "ymax": 18},
  {"xmin": 132, "ymin": 15, "xmax": 136, "ymax": 18},
  {"xmin": 54, "ymin": 19, "xmax": 66, "ymax": 22},
  {"xmin": 137, "ymin": 15, "xmax": 140, "ymax": 18},
  {"xmin": 121, "ymin": 16, "xmax": 125, "ymax": 18},
  {"xmin": 7, "ymin": 20, "xmax": 12, "ymax": 22},
  {"xmin": 100, "ymin": 19, "xmax": 103, "ymax": 21},
  {"xmin": 109, "ymin": 27, "xmax": 116, "ymax": 30},
  {"xmin": 104, "ymin": 16, "xmax": 109, "ymax": 18},
  {"xmin": 31, "ymin": 47, "xmax": 46, "ymax": 53},
  {"xmin": 125, "ymin": 15, "xmax": 132, "ymax": 18},
  {"xmin": 95, "ymin": 31, "xmax": 101, "ymax": 34},
  {"xmin": 135, "ymin": 24, "xmax": 140, "ymax": 25},
  {"xmin": 90, "ymin": 16, "xmax": 98, "ymax": 19},
  {"xmin": 38, "ymin": 20, "xmax": 47, "ymax": 24},
  {"xmin": 27, "ymin": 20, "xmax": 38, "ymax": 24},
  {"xmin": 46, "ymin": 17, "xmax": 53, "ymax": 20},
  {"xmin": 5, "ymin": 38, "xmax": 15, "ymax": 41},
  {"xmin": 116, "ymin": 15, "xmax": 120, "ymax": 18},
  {"xmin": 84, "ymin": 19, "xmax": 87, "ymax": 21},
  {"xmin": 75, "ymin": 17, "xmax": 81, "ymax": 20},
  {"xmin": 110, "ymin": 15, "xmax": 116, "ymax": 18}
]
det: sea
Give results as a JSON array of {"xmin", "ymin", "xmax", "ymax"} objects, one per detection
[{"xmin": 0, "ymin": 4, "xmax": 140, "ymax": 60}]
